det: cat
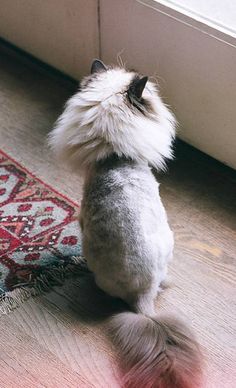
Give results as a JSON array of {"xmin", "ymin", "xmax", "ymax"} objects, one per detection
[{"xmin": 49, "ymin": 59, "xmax": 202, "ymax": 388}]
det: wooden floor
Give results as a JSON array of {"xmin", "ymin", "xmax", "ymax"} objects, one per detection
[{"xmin": 0, "ymin": 42, "xmax": 235, "ymax": 388}]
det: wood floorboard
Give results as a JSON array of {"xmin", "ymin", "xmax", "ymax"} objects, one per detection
[{"xmin": 0, "ymin": 43, "xmax": 235, "ymax": 388}]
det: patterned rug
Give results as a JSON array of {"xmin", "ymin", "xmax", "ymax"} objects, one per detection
[{"xmin": 0, "ymin": 149, "xmax": 85, "ymax": 314}]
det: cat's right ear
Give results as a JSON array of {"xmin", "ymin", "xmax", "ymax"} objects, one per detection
[{"xmin": 91, "ymin": 59, "xmax": 107, "ymax": 74}]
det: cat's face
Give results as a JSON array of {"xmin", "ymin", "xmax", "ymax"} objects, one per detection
[{"xmin": 49, "ymin": 59, "xmax": 176, "ymax": 171}]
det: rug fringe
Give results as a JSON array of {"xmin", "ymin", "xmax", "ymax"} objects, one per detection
[{"xmin": 0, "ymin": 255, "xmax": 88, "ymax": 315}]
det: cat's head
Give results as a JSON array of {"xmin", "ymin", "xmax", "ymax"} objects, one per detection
[{"xmin": 49, "ymin": 59, "xmax": 176, "ymax": 171}]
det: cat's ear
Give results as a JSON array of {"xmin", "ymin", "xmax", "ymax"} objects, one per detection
[
  {"xmin": 128, "ymin": 76, "xmax": 148, "ymax": 99},
  {"xmin": 91, "ymin": 59, "xmax": 107, "ymax": 74}
]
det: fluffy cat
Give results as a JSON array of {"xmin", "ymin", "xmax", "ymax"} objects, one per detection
[{"xmin": 49, "ymin": 59, "xmax": 202, "ymax": 388}]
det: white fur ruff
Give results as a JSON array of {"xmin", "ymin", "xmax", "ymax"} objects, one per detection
[{"xmin": 49, "ymin": 68, "xmax": 176, "ymax": 171}]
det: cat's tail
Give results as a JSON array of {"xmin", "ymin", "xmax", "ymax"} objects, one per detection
[{"xmin": 109, "ymin": 311, "xmax": 203, "ymax": 388}]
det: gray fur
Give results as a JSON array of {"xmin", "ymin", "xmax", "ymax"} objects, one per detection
[
  {"xmin": 109, "ymin": 312, "xmax": 202, "ymax": 388},
  {"xmin": 80, "ymin": 155, "xmax": 173, "ymax": 312}
]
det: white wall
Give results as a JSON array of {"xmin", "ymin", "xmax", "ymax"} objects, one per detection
[
  {"xmin": 159, "ymin": 0, "xmax": 236, "ymax": 33},
  {"xmin": 0, "ymin": 0, "xmax": 99, "ymax": 78}
]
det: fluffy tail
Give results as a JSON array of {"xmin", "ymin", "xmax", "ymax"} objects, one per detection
[{"xmin": 109, "ymin": 312, "xmax": 203, "ymax": 388}]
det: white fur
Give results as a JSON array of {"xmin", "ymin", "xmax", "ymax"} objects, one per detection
[{"xmin": 49, "ymin": 67, "xmax": 176, "ymax": 171}]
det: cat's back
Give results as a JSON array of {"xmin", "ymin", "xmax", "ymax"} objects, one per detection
[
  {"xmin": 82, "ymin": 156, "xmax": 168, "ymax": 241},
  {"xmin": 81, "ymin": 156, "xmax": 173, "ymax": 293},
  {"xmin": 83, "ymin": 157, "xmax": 159, "ymax": 217}
]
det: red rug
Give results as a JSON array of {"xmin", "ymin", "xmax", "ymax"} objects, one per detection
[{"xmin": 0, "ymin": 150, "xmax": 84, "ymax": 311}]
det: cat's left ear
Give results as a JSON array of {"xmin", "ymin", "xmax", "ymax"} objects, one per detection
[
  {"xmin": 91, "ymin": 59, "xmax": 107, "ymax": 74},
  {"xmin": 128, "ymin": 76, "xmax": 148, "ymax": 99}
]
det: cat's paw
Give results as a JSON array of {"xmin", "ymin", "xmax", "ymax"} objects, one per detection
[{"xmin": 160, "ymin": 275, "xmax": 172, "ymax": 291}]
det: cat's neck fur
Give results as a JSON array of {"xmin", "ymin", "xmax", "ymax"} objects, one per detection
[{"xmin": 83, "ymin": 153, "xmax": 150, "ymax": 188}]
